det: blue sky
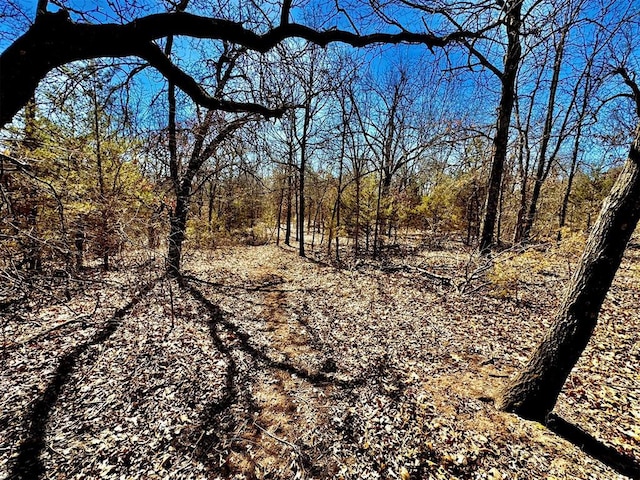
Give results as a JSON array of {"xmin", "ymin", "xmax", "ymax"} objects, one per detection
[{"xmin": 1, "ymin": 0, "xmax": 637, "ymax": 175}]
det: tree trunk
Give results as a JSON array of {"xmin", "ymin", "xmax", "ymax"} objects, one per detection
[
  {"xmin": 354, "ymin": 174, "xmax": 361, "ymax": 259},
  {"xmin": 167, "ymin": 191, "xmax": 189, "ymax": 276},
  {"xmin": 558, "ymin": 71, "xmax": 591, "ymax": 239},
  {"xmin": 479, "ymin": 0, "xmax": 522, "ymax": 252},
  {"xmin": 298, "ymin": 100, "xmax": 311, "ymax": 257},
  {"xmin": 558, "ymin": 120, "xmax": 583, "ymax": 239},
  {"xmin": 276, "ymin": 186, "xmax": 284, "ymax": 246},
  {"xmin": 92, "ymin": 80, "xmax": 110, "ymax": 271},
  {"xmin": 521, "ymin": 26, "xmax": 567, "ymax": 242},
  {"xmin": 285, "ymin": 168, "xmax": 292, "ymax": 246},
  {"xmin": 294, "ymin": 171, "xmax": 299, "ymax": 242},
  {"xmin": 335, "ymin": 158, "xmax": 343, "ymax": 260},
  {"xmin": 208, "ymin": 180, "xmax": 216, "ymax": 231},
  {"xmin": 512, "ymin": 90, "xmax": 534, "ymax": 244},
  {"xmin": 373, "ymin": 170, "xmax": 384, "ymax": 259},
  {"xmin": 497, "ymin": 125, "xmax": 640, "ymax": 422}
]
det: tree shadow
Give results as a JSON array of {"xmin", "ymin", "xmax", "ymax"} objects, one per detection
[
  {"xmin": 180, "ymin": 276, "xmax": 418, "ymax": 477},
  {"xmin": 186, "ymin": 295, "xmax": 240, "ymax": 471},
  {"xmin": 182, "ymin": 282, "xmax": 356, "ymax": 388},
  {"xmin": 10, "ymin": 279, "xmax": 158, "ymax": 480},
  {"xmin": 183, "ymin": 280, "xmax": 364, "ymax": 389},
  {"xmin": 182, "ymin": 278, "xmax": 370, "ymax": 478},
  {"xmin": 183, "ymin": 273, "xmax": 319, "ymax": 294},
  {"xmin": 546, "ymin": 414, "xmax": 640, "ymax": 478}
]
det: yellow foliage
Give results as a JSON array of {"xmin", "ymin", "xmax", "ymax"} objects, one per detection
[
  {"xmin": 488, "ymin": 249, "xmax": 550, "ymax": 299},
  {"xmin": 554, "ymin": 228, "xmax": 587, "ymax": 258}
]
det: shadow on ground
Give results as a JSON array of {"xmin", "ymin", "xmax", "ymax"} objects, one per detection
[
  {"xmin": 10, "ymin": 279, "xmax": 159, "ymax": 480},
  {"xmin": 547, "ymin": 414, "xmax": 640, "ymax": 478}
]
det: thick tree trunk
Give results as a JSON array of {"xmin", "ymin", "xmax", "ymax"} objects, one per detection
[
  {"xmin": 479, "ymin": 0, "xmax": 522, "ymax": 252},
  {"xmin": 497, "ymin": 126, "xmax": 640, "ymax": 422}
]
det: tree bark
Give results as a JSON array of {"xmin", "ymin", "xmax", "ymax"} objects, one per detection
[
  {"xmin": 354, "ymin": 173, "xmax": 361, "ymax": 258},
  {"xmin": 285, "ymin": 165, "xmax": 292, "ymax": 246},
  {"xmin": 276, "ymin": 186, "xmax": 284, "ymax": 246},
  {"xmin": 478, "ymin": 0, "xmax": 522, "ymax": 252},
  {"xmin": 373, "ymin": 169, "xmax": 383, "ymax": 259},
  {"xmin": 497, "ymin": 125, "xmax": 640, "ymax": 422},
  {"xmin": 167, "ymin": 191, "xmax": 190, "ymax": 276},
  {"xmin": 335, "ymin": 141, "xmax": 344, "ymax": 260}
]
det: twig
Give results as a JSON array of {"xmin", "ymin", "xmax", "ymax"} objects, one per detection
[
  {"xmin": 4, "ymin": 317, "xmax": 89, "ymax": 350},
  {"xmin": 254, "ymin": 421, "xmax": 300, "ymax": 452}
]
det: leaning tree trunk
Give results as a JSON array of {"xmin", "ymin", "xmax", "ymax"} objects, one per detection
[{"xmin": 497, "ymin": 125, "xmax": 640, "ymax": 422}]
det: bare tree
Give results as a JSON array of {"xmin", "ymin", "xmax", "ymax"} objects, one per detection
[
  {"xmin": 164, "ymin": 37, "xmax": 257, "ymax": 274},
  {"xmin": 497, "ymin": 66, "xmax": 640, "ymax": 422},
  {"xmin": 350, "ymin": 64, "xmax": 438, "ymax": 257}
]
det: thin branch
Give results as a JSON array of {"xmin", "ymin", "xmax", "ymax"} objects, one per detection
[
  {"xmin": 614, "ymin": 67, "xmax": 640, "ymax": 118},
  {"xmin": 280, "ymin": 0, "xmax": 292, "ymax": 26}
]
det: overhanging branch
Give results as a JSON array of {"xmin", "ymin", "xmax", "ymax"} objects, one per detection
[
  {"xmin": 137, "ymin": 42, "xmax": 284, "ymax": 118},
  {"xmin": 0, "ymin": 10, "xmax": 478, "ymax": 127}
]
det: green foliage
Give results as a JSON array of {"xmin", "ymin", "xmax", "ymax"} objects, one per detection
[
  {"xmin": 417, "ymin": 170, "xmax": 484, "ymax": 235},
  {"xmin": 340, "ymin": 173, "xmax": 380, "ymax": 241},
  {"xmin": 0, "ymin": 103, "xmax": 156, "ymax": 270}
]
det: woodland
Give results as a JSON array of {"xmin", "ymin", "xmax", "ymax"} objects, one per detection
[{"xmin": 1, "ymin": 0, "xmax": 640, "ymax": 479}]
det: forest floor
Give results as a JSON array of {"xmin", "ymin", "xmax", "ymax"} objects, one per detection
[{"xmin": 1, "ymin": 240, "xmax": 639, "ymax": 479}]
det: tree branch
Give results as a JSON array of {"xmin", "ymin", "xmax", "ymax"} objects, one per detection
[
  {"xmin": 0, "ymin": 10, "xmax": 477, "ymax": 127},
  {"xmin": 137, "ymin": 42, "xmax": 284, "ymax": 117},
  {"xmin": 280, "ymin": 0, "xmax": 292, "ymax": 26},
  {"xmin": 614, "ymin": 67, "xmax": 640, "ymax": 118}
]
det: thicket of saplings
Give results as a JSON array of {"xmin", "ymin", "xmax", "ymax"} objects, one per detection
[{"xmin": 1, "ymin": 131, "xmax": 617, "ymax": 277}]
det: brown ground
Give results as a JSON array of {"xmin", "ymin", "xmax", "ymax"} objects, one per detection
[{"xmin": 1, "ymin": 242, "xmax": 638, "ymax": 479}]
